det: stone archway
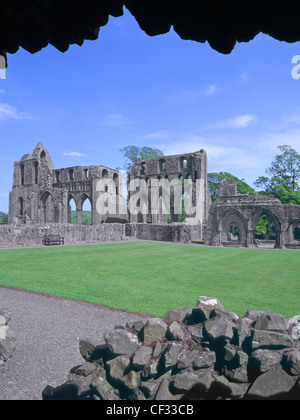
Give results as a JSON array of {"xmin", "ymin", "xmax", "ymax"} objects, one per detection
[
  {"xmin": 220, "ymin": 209, "xmax": 248, "ymax": 246},
  {"xmin": 251, "ymin": 208, "xmax": 282, "ymax": 249},
  {"xmin": 79, "ymin": 193, "xmax": 93, "ymax": 225},
  {"xmin": 41, "ymin": 191, "xmax": 55, "ymax": 223},
  {"xmin": 68, "ymin": 194, "xmax": 77, "ymax": 224}
]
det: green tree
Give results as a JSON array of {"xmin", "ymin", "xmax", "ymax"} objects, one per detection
[
  {"xmin": 0, "ymin": 214, "xmax": 8, "ymax": 224},
  {"xmin": 208, "ymin": 172, "xmax": 257, "ymax": 201},
  {"xmin": 119, "ymin": 146, "xmax": 164, "ymax": 171},
  {"xmin": 254, "ymin": 145, "xmax": 300, "ymax": 204},
  {"xmin": 255, "ymin": 215, "xmax": 275, "ymax": 239}
]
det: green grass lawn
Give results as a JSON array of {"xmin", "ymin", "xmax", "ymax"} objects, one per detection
[{"xmin": 0, "ymin": 242, "xmax": 299, "ymax": 318}]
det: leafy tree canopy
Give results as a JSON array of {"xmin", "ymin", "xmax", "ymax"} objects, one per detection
[
  {"xmin": 119, "ymin": 146, "xmax": 164, "ymax": 171},
  {"xmin": 254, "ymin": 145, "xmax": 300, "ymax": 204},
  {"xmin": 208, "ymin": 172, "xmax": 257, "ymax": 201}
]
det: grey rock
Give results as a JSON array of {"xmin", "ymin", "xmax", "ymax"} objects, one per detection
[
  {"xmin": 167, "ymin": 321, "xmax": 186, "ymax": 341},
  {"xmin": 75, "ymin": 362, "xmax": 96, "ymax": 377},
  {"xmin": 132, "ymin": 320, "xmax": 147, "ymax": 333},
  {"xmin": 283, "ymin": 349, "xmax": 300, "ymax": 376},
  {"xmin": 163, "ymin": 342, "xmax": 183, "ymax": 369},
  {"xmin": 106, "ymin": 355, "xmax": 131, "ymax": 381},
  {"xmin": 247, "ymin": 365, "xmax": 296, "ymax": 399},
  {"xmin": 177, "ymin": 349, "xmax": 193, "ymax": 370},
  {"xmin": 249, "ymin": 349, "xmax": 283, "ymax": 375},
  {"xmin": 132, "ymin": 346, "xmax": 153, "ymax": 368},
  {"xmin": 172, "ymin": 368, "xmax": 214, "ymax": 394},
  {"xmin": 0, "ymin": 327, "xmax": 16, "ymax": 362},
  {"xmin": 91, "ymin": 370, "xmax": 120, "ymax": 400},
  {"xmin": 212, "ymin": 375, "xmax": 249, "ymax": 399},
  {"xmin": 233, "ymin": 317, "xmax": 253, "ymax": 347},
  {"xmin": 142, "ymin": 318, "xmax": 167, "ymax": 344},
  {"xmin": 204, "ymin": 317, "xmax": 235, "ymax": 341},
  {"xmin": 79, "ymin": 338, "xmax": 107, "ymax": 363},
  {"xmin": 252, "ymin": 330, "xmax": 294, "ymax": 351},
  {"xmin": 192, "ymin": 296, "xmax": 224, "ymax": 323},
  {"xmin": 254, "ymin": 311, "xmax": 286, "ymax": 332},
  {"xmin": 104, "ymin": 329, "xmax": 140, "ymax": 355},
  {"xmin": 164, "ymin": 307, "xmax": 192, "ymax": 323},
  {"xmin": 140, "ymin": 378, "xmax": 160, "ymax": 399},
  {"xmin": 154, "ymin": 376, "xmax": 173, "ymax": 400},
  {"xmin": 224, "ymin": 364, "xmax": 249, "ymax": 384},
  {"xmin": 186, "ymin": 325, "xmax": 203, "ymax": 344},
  {"xmin": 0, "ymin": 309, "xmax": 11, "ymax": 325},
  {"xmin": 192, "ymin": 350, "xmax": 216, "ymax": 370},
  {"xmin": 141, "ymin": 361, "xmax": 159, "ymax": 379},
  {"xmin": 153, "ymin": 341, "xmax": 163, "ymax": 358},
  {"xmin": 121, "ymin": 370, "xmax": 141, "ymax": 392}
]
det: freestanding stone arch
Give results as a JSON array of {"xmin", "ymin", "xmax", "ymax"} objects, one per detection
[
  {"xmin": 251, "ymin": 207, "xmax": 282, "ymax": 249},
  {"xmin": 219, "ymin": 208, "xmax": 248, "ymax": 247},
  {"xmin": 41, "ymin": 191, "xmax": 55, "ymax": 223},
  {"xmin": 205, "ymin": 180, "xmax": 300, "ymax": 249}
]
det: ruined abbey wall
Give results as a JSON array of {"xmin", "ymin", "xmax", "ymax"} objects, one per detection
[
  {"xmin": 8, "ymin": 142, "xmax": 127, "ymax": 227},
  {"xmin": 0, "ymin": 224, "xmax": 125, "ymax": 249},
  {"xmin": 6, "ymin": 143, "xmax": 300, "ymax": 249}
]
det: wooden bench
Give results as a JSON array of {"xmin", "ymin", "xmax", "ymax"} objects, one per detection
[{"xmin": 42, "ymin": 234, "xmax": 65, "ymax": 246}]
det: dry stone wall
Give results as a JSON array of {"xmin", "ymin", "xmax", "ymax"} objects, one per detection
[
  {"xmin": 42, "ymin": 297, "xmax": 300, "ymax": 400},
  {"xmin": 0, "ymin": 223, "xmax": 125, "ymax": 249}
]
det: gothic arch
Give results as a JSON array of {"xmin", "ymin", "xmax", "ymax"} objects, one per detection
[
  {"xmin": 68, "ymin": 194, "xmax": 77, "ymax": 224},
  {"xmin": 220, "ymin": 209, "xmax": 248, "ymax": 245},
  {"xmin": 40, "ymin": 191, "xmax": 55, "ymax": 223},
  {"xmin": 251, "ymin": 207, "xmax": 282, "ymax": 248},
  {"xmin": 78, "ymin": 193, "xmax": 93, "ymax": 225}
]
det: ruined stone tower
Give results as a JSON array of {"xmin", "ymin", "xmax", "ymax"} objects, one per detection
[
  {"xmin": 8, "ymin": 142, "xmax": 127, "ymax": 225},
  {"xmin": 128, "ymin": 149, "xmax": 210, "ymax": 239}
]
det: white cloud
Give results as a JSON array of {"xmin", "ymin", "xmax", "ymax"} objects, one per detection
[
  {"xmin": 203, "ymin": 84, "xmax": 218, "ymax": 97},
  {"xmin": 142, "ymin": 130, "xmax": 171, "ymax": 140},
  {"xmin": 63, "ymin": 152, "xmax": 88, "ymax": 158},
  {"xmin": 206, "ymin": 114, "xmax": 256, "ymax": 130},
  {"xmin": 0, "ymin": 102, "xmax": 31, "ymax": 121},
  {"xmin": 101, "ymin": 113, "xmax": 134, "ymax": 129}
]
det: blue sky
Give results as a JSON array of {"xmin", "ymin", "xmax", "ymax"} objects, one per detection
[{"xmin": 1, "ymin": 7, "xmax": 300, "ymax": 212}]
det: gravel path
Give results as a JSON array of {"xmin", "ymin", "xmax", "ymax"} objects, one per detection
[{"xmin": 0, "ymin": 287, "xmax": 147, "ymax": 400}]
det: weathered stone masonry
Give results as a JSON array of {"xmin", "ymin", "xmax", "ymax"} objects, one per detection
[
  {"xmin": 205, "ymin": 180, "xmax": 300, "ymax": 249},
  {"xmin": 8, "ymin": 142, "xmax": 127, "ymax": 227},
  {"xmin": 42, "ymin": 297, "xmax": 300, "ymax": 401},
  {"xmin": 4, "ymin": 143, "xmax": 300, "ymax": 249}
]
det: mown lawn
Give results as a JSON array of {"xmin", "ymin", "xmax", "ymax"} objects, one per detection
[{"xmin": 0, "ymin": 242, "xmax": 299, "ymax": 318}]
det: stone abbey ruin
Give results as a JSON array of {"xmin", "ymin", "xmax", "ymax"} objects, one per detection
[{"xmin": 2, "ymin": 142, "xmax": 300, "ymax": 250}]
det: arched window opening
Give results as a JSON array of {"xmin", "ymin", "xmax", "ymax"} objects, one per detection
[
  {"xmin": 56, "ymin": 171, "xmax": 61, "ymax": 183},
  {"xmin": 102, "ymin": 169, "xmax": 108, "ymax": 179},
  {"xmin": 255, "ymin": 215, "xmax": 276, "ymax": 240},
  {"xmin": 141, "ymin": 162, "xmax": 146, "ymax": 175},
  {"xmin": 294, "ymin": 226, "xmax": 300, "ymax": 240},
  {"xmin": 69, "ymin": 169, "xmax": 74, "ymax": 181},
  {"xmin": 82, "ymin": 197, "xmax": 92, "ymax": 225},
  {"xmin": 20, "ymin": 164, "xmax": 25, "ymax": 186},
  {"xmin": 159, "ymin": 159, "xmax": 167, "ymax": 172},
  {"xmin": 42, "ymin": 193, "xmax": 55, "ymax": 223},
  {"xmin": 68, "ymin": 197, "xmax": 77, "ymax": 224},
  {"xmin": 229, "ymin": 224, "xmax": 240, "ymax": 241},
  {"xmin": 85, "ymin": 169, "xmax": 89, "ymax": 179},
  {"xmin": 113, "ymin": 173, "xmax": 119, "ymax": 195},
  {"xmin": 34, "ymin": 162, "xmax": 39, "ymax": 184},
  {"xmin": 255, "ymin": 214, "xmax": 276, "ymax": 248},
  {"xmin": 19, "ymin": 197, "xmax": 24, "ymax": 216},
  {"xmin": 40, "ymin": 151, "xmax": 46, "ymax": 159},
  {"xmin": 180, "ymin": 157, "xmax": 188, "ymax": 170}
]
